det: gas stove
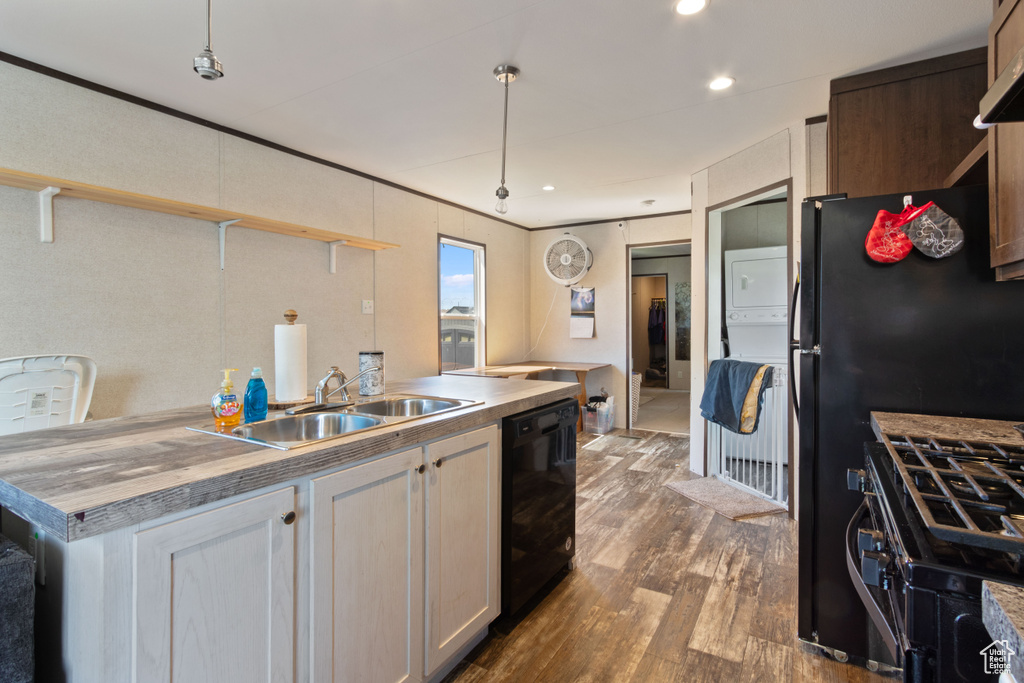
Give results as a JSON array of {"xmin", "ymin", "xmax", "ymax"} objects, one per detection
[
  {"xmin": 882, "ymin": 432, "xmax": 1024, "ymax": 554},
  {"xmin": 848, "ymin": 427, "xmax": 1024, "ymax": 682}
]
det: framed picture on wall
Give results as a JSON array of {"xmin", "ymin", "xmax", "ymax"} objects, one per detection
[
  {"xmin": 675, "ymin": 281, "xmax": 691, "ymax": 361},
  {"xmin": 570, "ymin": 287, "xmax": 595, "ymax": 338}
]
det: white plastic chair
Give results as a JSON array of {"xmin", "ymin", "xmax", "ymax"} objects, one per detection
[{"xmin": 0, "ymin": 355, "xmax": 97, "ymax": 436}]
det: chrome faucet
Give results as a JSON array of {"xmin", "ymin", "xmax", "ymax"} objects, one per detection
[
  {"xmin": 314, "ymin": 365, "xmax": 382, "ymax": 403},
  {"xmin": 315, "ymin": 366, "xmax": 348, "ymax": 403}
]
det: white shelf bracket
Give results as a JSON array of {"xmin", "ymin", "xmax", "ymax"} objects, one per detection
[
  {"xmin": 39, "ymin": 186, "xmax": 61, "ymax": 243},
  {"xmin": 329, "ymin": 240, "xmax": 349, "ymax": 274},
  {"xmin": 218, "ymin": 220, "xmax": 241, "ymax": 270}
]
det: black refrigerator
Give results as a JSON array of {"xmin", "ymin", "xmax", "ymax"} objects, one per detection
[{"xmin": 796, "ymin": 184, "xmax": 1024, "ymax": 666}]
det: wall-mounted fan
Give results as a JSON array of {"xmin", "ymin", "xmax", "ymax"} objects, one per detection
[{"xmin": 543, "ymin": 233, "xmax": 593, "ymax": 286}]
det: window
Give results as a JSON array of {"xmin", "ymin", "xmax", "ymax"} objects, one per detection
[{"xmin": 439, "ymin": 237, "xmax": 485, "ymax": 372}]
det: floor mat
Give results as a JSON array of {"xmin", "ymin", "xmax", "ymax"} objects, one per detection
[{"xmin": 665, "ymin": 475, "xmax": 786, "ymax": 520}]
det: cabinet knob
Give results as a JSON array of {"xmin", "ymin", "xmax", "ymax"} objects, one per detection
[
  {"xmin": 417, "ymin": 464, "xmax": 426, "ymax": 474},
  {"xmin": 434, "ymin": 458, "xmax": 444, "ymax": 468},
  {"xmin": 281, "ymin": 511, "xmax": 296, "ymax": 525}
]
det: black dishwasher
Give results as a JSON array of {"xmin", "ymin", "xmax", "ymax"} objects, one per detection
[{"xmin": 501, "ymin": 397, "xmax": 578, "ymax": 618}]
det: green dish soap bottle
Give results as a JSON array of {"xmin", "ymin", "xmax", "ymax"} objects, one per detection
[
  {"xmin": 244, "ymin": 367, "xmax": 268, "ymax": 423},
  {"xmin": 212, "ymin": 369, "xmax": 242, "ymax": 429}
]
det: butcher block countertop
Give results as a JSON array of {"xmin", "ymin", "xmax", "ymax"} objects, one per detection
[
  {"xmin": 870, "ymin": 411, "xmax": 1024, "ymax": 446},
  {"xmin": 0, "ymin": 375, "xmax": 578, "ymax": 543}
]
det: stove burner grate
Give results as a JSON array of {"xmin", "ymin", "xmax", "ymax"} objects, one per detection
[{"xmin": 881, "ymin": 433, "xmax": 1024, "ymax": 554}]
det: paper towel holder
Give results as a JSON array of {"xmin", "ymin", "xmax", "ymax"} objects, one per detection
[{"xmin": 272, "ymin": 308, "xmax": 310, "ymax": 407}]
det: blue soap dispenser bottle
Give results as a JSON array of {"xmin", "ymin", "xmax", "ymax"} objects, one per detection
[{"xmin": 244, "ymin": 367, "xmax": 268, "ymax": 423}]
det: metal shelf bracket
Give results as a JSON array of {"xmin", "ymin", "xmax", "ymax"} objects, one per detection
[
  {"xmin": 218, "ymin": 220, "xmax": 241, "ymax": 270},
  {"xmin": 329, "ymin": 240, "xmax": 349, "ymax": 274},
  {"xmin": 39, "ymin": 186, "xmax": 60, "ymax": 243}
]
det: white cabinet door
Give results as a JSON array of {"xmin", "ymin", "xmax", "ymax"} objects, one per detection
[
  {"xmin": 134, "ymin": 487, "xmax": 296, "ymax": 683},
  {"xmin": 309, "ymin": 448, "xmax": 425, "ymax": 683},
  {"xmin": 424, "ymin": 425, "xmax": 500, "ymax": 675}
]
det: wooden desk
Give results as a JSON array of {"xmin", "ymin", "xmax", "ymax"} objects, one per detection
[{"xmin": 444, "ymin": 361, "xmax": 610, "ymax": 430}]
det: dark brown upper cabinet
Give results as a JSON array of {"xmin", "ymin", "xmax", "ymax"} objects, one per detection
[
  {"xmin": 988, "ymin": 0, "xmax": 1024, "ymax": 280},
  {"xmin": 828, "ymin": 48, "xmax": 988, "ymax": 200}
]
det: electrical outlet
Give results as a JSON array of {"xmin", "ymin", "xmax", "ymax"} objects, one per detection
[
  {"xmin": 677, "ymin": 371, "xmax": 683, "ymax": 378},
  {"xmin": 361, "ymin": 300, "xmax": 374, "ymax": 315}
]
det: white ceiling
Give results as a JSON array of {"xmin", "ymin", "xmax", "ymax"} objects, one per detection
[{"xmin": 0, "ymin": 0, "xmax": 990, "ymax": 228}]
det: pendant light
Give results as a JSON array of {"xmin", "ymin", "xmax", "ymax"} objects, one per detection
[
  {"xmin": 193, "ymin": 0, "xmax": 223, "ymax": 80},
  {"xmin": 493, "ymin": 64, "xmax": 520, "ymax": 215}
]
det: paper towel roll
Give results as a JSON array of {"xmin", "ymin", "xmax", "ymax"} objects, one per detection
[{"xmin": 274, "ymin": 324, "xmax": 307, "ymax": 401}]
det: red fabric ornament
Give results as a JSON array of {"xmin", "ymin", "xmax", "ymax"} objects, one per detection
[{"xmin": 865, "ymin": 206, "xmax": 916, "ymax": 263}]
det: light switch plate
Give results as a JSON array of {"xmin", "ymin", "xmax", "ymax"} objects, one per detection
[
  {"xmin": 677, "ymin": 371, "xmax": 683, "ymax": 378},
  {"xmin": 362, "ymin": 300, "xmax": 374, "ymax": 315}
]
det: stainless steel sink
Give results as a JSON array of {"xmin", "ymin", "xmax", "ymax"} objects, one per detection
[
  {"xmin": 346, "ymin": 397, "xmax": 469, "ymax": 417},
  {"xmin": 187, "ymin": 393, "xmax": 482, "ymax": 449},
  {"xmin": 236, "ymin": 412, "xmax": 383, "ymax": 444},
  {"xmin": 187, "ymin": 412, "xmax": 385, "ymax": 450}
]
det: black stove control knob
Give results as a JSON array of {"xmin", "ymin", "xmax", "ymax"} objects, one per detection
[
  {"xmin": 847, "ymin": 469, "xmax": 866, "ymax": 492},
  {"xmin": 858, "ymin": 528, "xmax": 884, "ymax": 553},
  {"xmin": 861, "ymin": 550, "xmax": 890, "ymax": 588}
]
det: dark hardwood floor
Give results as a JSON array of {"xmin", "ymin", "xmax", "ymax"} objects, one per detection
[{"xmin": 444, "ymin": 429, "xmax": 889, "ymax": 682}]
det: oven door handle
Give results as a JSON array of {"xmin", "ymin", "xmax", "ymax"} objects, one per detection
[{"xmin": 845, "ymin": 499, "xmax": 902, "ymax": 665}]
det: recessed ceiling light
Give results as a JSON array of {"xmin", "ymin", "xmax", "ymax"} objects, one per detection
[
  {"xmin": 542, "ymin": 185, "xmax": 555, "ymax": 191},
  {"xmin": 675, "ymin": 0, "xmax": 707, "ymax": 15},
  {"xmin": 709, "ymin": 77, "xmax": 735, "ymax": 90}
]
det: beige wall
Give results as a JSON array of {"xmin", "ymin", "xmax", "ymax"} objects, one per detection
[
  {"xmin": 0, "ymin": 62, "xmax": 529, "ymax": 419},
  {"xmin": 528, "ymin": 214, "xmax": 693, "ymax": 427},
  {"xmin": 0, "ymin": 57, "xmax": 826, "ymax": 444}
]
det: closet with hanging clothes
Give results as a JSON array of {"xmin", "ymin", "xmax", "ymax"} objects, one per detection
[{"xmin": 646, "ymin": 298, "xmax": 667, "ymax": 387}]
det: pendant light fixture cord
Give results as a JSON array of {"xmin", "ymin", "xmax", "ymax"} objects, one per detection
[
  {"xmin": 492, "ymin": 64, "xmax": 518, "ymax": 214},
  {"xmin": 500, "ymin": 78, "xmax": 509, "ymax": 188},
  {"xmin": 205, "ymin": 0, "xmax": 213, "ymax": 51}
]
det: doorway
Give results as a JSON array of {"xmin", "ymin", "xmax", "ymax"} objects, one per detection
[
  {"xmin": 705, "ymin": 183, "xmax": 792, "ymax": 507},
  {"xmin": 628, "ymin": 243, "xmax": 691, "ymax": 434},
  {"xmin": 632, "ymin": 275, "xmax": 667, "ymax": 387}
]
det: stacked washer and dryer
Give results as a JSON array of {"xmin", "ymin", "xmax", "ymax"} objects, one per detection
[
  {"xmin": 723, "ymin": 245, "xmax": 789, "ymax": 363},
  {"xmin": 715, "ymin": 245, "xmax": 790, "ymax": 503}
]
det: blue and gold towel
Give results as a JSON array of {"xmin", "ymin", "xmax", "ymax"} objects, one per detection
[{"xmin": 699, "ymin": 359, "xmax": 774, "ymax": 434}]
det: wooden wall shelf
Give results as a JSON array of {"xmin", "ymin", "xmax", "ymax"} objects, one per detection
[
  {"xmin": 944, "ymin": 137, "xmax": 989, "ymax": 188},
  {"xmin": 0, "ymin": 167, "xmax": 399, "ymax": 251}
]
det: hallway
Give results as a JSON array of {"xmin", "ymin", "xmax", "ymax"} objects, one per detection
[{"xmin": 632, "ymin": 387, "xmax": 689, "ymax": 435}]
